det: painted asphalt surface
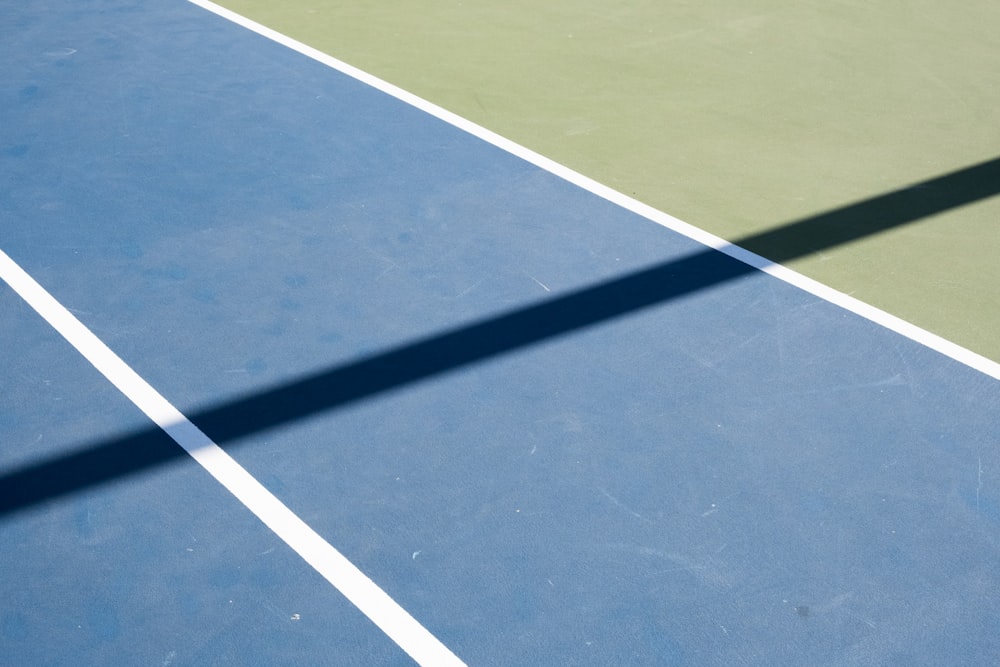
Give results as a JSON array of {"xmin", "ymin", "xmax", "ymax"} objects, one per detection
[{"xmin": 3, "ymin": 1, "xmax": 1000, "ymax": 664}]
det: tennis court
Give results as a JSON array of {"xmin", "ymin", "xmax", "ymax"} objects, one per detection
[{"xmin": 3, "ymin": 2, "xmax": 999, "ymax": 664}]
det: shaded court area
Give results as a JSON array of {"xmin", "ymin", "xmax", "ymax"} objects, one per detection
[{"xmin": 3, "ymin": 1, "xmax": 1000, "ymax": 664}]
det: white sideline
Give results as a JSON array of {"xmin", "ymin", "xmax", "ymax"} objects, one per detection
[
  {"xmin": 0, "ymin": 249, "xmax": 465, "ymax": 667},
  {"xmin": 187, "ymin": 0, "xmax": 1000, "ymax": 383}
]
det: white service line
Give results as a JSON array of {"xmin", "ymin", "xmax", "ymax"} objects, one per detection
[
  {"xmin": 187, "ymin": 0, "xmax": 1000, "ymax": 383},
  {"xmin": 0, "ymin": 249, "xmax": 465, "ymax": 667}
]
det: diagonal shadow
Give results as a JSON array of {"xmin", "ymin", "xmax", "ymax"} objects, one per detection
[{"xmin": 2, "ymin": 156, "xmax": 999, "ymax": 515}]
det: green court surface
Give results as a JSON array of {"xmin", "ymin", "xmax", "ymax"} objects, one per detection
[{"xmin": 215, "ymin": 1, "xmax": 1000, "ymax": 362}]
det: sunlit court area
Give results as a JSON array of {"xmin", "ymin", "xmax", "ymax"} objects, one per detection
[{"xmin": 3, "ymin": 1, "xmax": 1000, "ymax": 664}]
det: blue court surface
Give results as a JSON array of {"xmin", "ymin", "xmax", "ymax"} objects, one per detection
[{"xmin": 3, "ymin": 2, "xmax": 1000, "ymax": 665}]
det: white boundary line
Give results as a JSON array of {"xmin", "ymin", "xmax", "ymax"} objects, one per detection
[
  {"xmin": 188, "ymin": 0, "xmax": 1000, "ymax": 383},
  {"xmin": 0, "ymin": 250, "xmax": 465, "ymax": 666}
]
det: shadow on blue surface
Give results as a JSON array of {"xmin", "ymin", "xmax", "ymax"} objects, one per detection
[{"xmin": 2, "ymin": 155, "xmax": 999, "ymax": 516}]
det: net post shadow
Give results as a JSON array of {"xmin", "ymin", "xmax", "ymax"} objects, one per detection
[{"xmin": 2, "ymin": 155, "xmax": 999, "ymax": 515}]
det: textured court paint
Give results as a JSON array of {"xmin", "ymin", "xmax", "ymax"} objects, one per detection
[
  {"xmin": 212, "ymin": 0, "xmax": 1000, "ymax": 362},
  {"xmin": 5, "ymin": 2, "xmax": 1000, "ymax": 663},
  {"xmin": 187, "ymin": 0, "xmax": 1000, "ymax": 384},
  {"xmin": 0, "ymin": 251, "xmax": 465, "ymax": 667}
]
